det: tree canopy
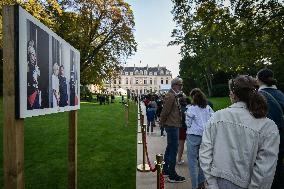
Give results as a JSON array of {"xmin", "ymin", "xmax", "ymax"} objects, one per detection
[
  {"xmin": 0, "ymin": 0, "xmax": 137, "ymax": 85},
  {"xmin": 170, "ymin": 0, "xmax": 284, "ymax": 96}
]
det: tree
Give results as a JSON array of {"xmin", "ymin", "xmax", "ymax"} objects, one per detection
[
  {"xmin": 0, "ymin": 0, "xmax": 136, "ymax": 89},
  {"xmin": 170, "ymin": 0, "xmax": 284, "ymax": 95},
  {"xmin": 55, "ymin": 0, "xmax": 137, "ymax": 85}
]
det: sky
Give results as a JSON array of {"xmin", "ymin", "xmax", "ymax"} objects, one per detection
[{"xmin": 125, "ymin": 0, "xmax": 181, "ymax": 77}]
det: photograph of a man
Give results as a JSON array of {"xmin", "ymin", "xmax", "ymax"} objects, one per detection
[
  {"xmin": 27, "ymin": 40, "xmax": 41, "ymax": 109},
  {"xmin": 70, "ymin": 50, "xmax": 79, "ymax": 106},
  {"xmin": 26, "ymin": 20, "xmax": 49, "ymax": 110}
]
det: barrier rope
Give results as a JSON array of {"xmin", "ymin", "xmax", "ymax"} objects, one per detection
[
  {"xmin": 143, "ymin": 132, "xmax": 157, "ymax": 172},
  {"xmin": 160, "ymin": 172, "xmax": 164, "ymax": 189},
  {"xmin": 141, "ymin": 121, "xmax": 165, "ymax": 189}
]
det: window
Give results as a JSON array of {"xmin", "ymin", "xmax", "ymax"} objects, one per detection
[
  {"xmin": 144, "ymin": 70, "xmax": 147, "ymax": 75},
  {"xmin": 154, "ymin": 72, "xmax": 157, "ymax": 75},
  {"xmin": 125, "ymin": 72, "xmax": 128, "ymax": 75},
  {"xmin": 166, "ymin": 80, "xmax": 168, "ymax": 84},
  {"xmin": 135, "ymin": 70, "xmax": 138, "ymax": 75},
  {"xmin": 140, "ymin": 70, "xmax": 143, "ymax": 75},
  {"xmin": 161, "ymin": 79, "xmax": 164, "ymax": 84},
  {"xmin": 149, "ymin": 72, "xmax": 153, "ymax": 75},
  {"xmin": 126, "ymin": 78, "xmax": 128, "ymax": 84},
  {"xmin": 166, "ymin": 71, "xmax": 169, "ymax": 75},
  {"xmin": 130, "ymin": 72, "xmax": 133, "ymax": 75},
  {"xmin": 136, "ymin": 79, "xmax": 139, "ymax": 84},
  {"xmin": 150, "ymin": 78, "xmax": 152, "ymax": 85},
  {"xmin": 144, "ymin": 80, "xmax": 147, "ymax": 84},
  {"xmin": 160, "ymin": 70, "xmax": 164, "ymax": 75},
  {"xmin": 114, "ymin": 79, "xmax": 116, "ymax": 84}
]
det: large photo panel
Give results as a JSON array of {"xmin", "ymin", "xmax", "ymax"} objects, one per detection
[{"xmin": 18, "ymin": 6, "xmax": 80, "ymax": 118}]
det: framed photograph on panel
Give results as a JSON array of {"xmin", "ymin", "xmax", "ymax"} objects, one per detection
[{"xmin": 17, "ymin": 5, "xmax": 80, "ymax": 118}]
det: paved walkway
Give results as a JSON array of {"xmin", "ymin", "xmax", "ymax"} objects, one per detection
[{"xmin": 136, "ymin": 103, "xmax": 192, "ymax": 189}]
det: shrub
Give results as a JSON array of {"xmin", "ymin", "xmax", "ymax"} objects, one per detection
[
  {"xmin": 80, "ymin": 85, "xmax": 93, "ymax": 101},
  {"xmin": 211, "ymin": 84, "xmax": 229, "ymax": 97}
]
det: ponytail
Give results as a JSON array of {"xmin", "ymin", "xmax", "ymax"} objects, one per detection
[
  {"xmin": 247, "ymin": 90, "xmax": 267, "ymax": 118},
  {"xmin": 230, "ymin": 75, "xmax": 268, "ymax": 118}
]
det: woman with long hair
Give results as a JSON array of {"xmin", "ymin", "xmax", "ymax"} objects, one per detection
[
  {"xmin": 186, "ymin": 88, "xmax": 214, "ymax": 189},
  {"xmin": 200, "ymin": 75, "xmax": 280, "ymax": 189}
]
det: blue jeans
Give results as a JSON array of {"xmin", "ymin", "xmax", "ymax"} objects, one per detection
[
  {"xmin": 164, "ymin": 127, "xmax": 179, "ymax": 177},
  {"xmin": 187, "ymin": 134, "xmax": 205, "ymax": 189}
]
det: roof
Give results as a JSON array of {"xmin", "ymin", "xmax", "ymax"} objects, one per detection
[{"xmin": 122, "ymin": 66, "xmax": 172, "ymax": 76}]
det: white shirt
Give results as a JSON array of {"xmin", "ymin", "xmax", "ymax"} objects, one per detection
[{"xmin": 185, "ymin": 105, "xmax": 214, "ymax": 136}]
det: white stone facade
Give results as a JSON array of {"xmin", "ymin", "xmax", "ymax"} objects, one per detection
[{"xmin": 104, "ymin": 65, "xmax": 173, "ymax": 95}]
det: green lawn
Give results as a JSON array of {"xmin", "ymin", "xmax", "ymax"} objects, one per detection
[
  {"xmin": 0, "ymin": 98, "xmax": 137, "ymax": 189},
  {"xmin": 208, "ymin": 97, "xmax": 231, "ymax": 111},
  {"xmin": 0, "ymin": 96, "xmax": 230, "ymax": 188}
]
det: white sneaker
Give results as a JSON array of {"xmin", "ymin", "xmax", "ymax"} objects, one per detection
[{"xmin": 177, "ymin": 160, "xmax": 184, "ymax": 165}]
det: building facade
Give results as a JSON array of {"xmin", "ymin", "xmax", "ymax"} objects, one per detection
[{"xmin": 104, "ymin": 65, "xmax": 173, "ymax": 95}]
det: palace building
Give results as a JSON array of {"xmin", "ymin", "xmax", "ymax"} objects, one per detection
[{"xmin": 104, "ymin": 65, "xmax": 173, "ymax": 95}]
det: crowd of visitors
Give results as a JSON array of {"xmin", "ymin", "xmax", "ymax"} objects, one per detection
[{"xmin": 140, "ymin": 68, "xmax": 283, "ymax": 189}]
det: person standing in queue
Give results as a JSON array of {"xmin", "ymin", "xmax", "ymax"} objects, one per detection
[
  {"xmin": 257, "ymin": 68, "xmax": 284, "ymax": 189},
  {"xmin": 159, "ymin": 77, "xmax": 186, "ymax": 183},
  {"xmin": 199, "ymin": 75, "xmax": 279, "ymax": 189}
]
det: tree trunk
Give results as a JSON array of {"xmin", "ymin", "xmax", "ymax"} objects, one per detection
[{"xmin": 204, "ymin": 73, "xmax": 212, "ymax": 97}]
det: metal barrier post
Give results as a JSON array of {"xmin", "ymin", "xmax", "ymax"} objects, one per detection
[
  {"xmin": 137, "ymin": 124, "xmax": 150, "ymax": 172},
  {"xmin": 155, "ymin": 154, "xmax": 164, "ymax": 189}
]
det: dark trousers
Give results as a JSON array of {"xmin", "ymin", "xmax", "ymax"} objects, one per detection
[
  {"xmin": 147, "ymin": 121, "xmax": 154, "ymax": 132},
  {"xmin": 271, "ymin": 153, "xmax": 284, "ymax": 189},
  {"xmin": 164, "ymin": 127, "xmax": 179, "ymax": 177}
]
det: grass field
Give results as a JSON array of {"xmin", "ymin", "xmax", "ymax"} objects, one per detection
[
  {"xmin": 208, "ymin": 97, "xmax": 231, "ymax": 111},
  {"xmin": 0, "ymin": 98, "xmax": 137, "ymax": 189},
  {"xmin": 0, "ymin": 96, "xmax": 230, "ymax": 188}
]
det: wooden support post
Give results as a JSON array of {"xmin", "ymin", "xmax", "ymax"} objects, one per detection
[
  {"xmin": 3, "ymin": 5, "xmax": 25, "ymax": 189},
  {"xmin": 69, "ymin": 110, "xmax": 77, "ymax": 189}
]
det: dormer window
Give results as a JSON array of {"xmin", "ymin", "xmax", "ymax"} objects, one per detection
[
  {"xmin": 154, "ymin": 72, "xmax": 157, "ymax": 75},
  {"xmin": 135, "ymin": 70, "xmax": 138, "ymax": 75},
  {"xmin": 140, "ymin": 70, "xmax": 143, "ymax": 75},
  {"xmin": 160, "ymin": 70, "xmax": 164, "ymax": 75},
  {"xmin": 130, "ymin": 72, "xmax": 133, "ymax": 75},
  {"xmin": 149, "ymin": 72, "xmax": 153, "ymax": 75},
  {"xmin": 144, "ymin": 70, "xmax": 147, "ymax": 75},
  {"xmin": 125, "ymin": 72, "xmax": 128, "ymax": 75}
]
